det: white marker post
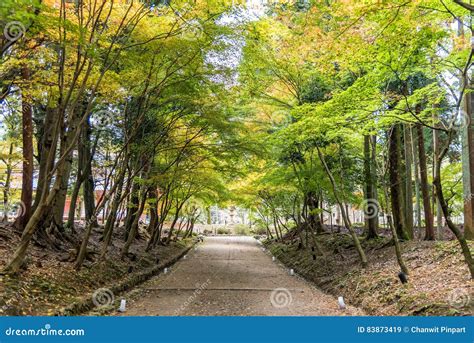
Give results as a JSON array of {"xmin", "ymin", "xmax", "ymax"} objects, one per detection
[
  {"xmin": 118, "ymin": 299, "xmax": 126, "ymax": 312},
  {"xmin": 164, "ymin": 267, "xmax": 168, "ymax": 274},
  {"xmin": 289, "ymin": 269, "xmax": 295, "ymax": 276},
  {"xmin": 338, "ymin": 296, "xmax": 346, "ymax": 310},
  {"xmin": 272, "ymin": 256, "xmax": 276, "ymax": 262}
]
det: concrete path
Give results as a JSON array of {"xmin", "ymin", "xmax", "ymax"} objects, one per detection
[{"xmin": 118, "ymin": 236, "xmax": 364, "ymax": 316}]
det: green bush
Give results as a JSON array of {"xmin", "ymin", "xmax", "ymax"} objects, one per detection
[
  {"xmin": 234, "ymin": 224, "xmax": 250, "ymax": 235},
  {"xmin": 251, "ymin": 226, "xmax": 267, "ymax": 235},
  {"xmin": 217, "ymin": 228, "xmax": 230, "ymax": 235}
]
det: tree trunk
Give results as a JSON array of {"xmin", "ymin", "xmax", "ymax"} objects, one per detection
[
  {"xmin": 363, "ymin": 135, "xmax": 378, "ymax": 239},
  {"xmin": 388, "ymin": 125, "xmax": 408, "ymax": 240},
  {"xmin": 166, "ymin": 200, "xmax": 188, "ymax": 244},
  {"xmin": 15, "ymin": 66, "xmax": 34, "ymax": 229},
  {"xmin": 416, "ymin": 124, "xmax": 435, "ymax": 240},
  {"xmin": 82, "ymin": 118, "xmax": 96, "ymax": 225},
  {"xmin": 2, "ymin": 143, "xmax": 14, "ymax": 222},
  {"xmin": 432, "ymin": 116, "xmax": 443, "ymax": 239},
  {"xmin": 461, "ymin": 66, "xmax": 474, "ymax": 240},
  {"xmin": 124, "ymin": 181, "xmax": 140, "ymax": 241},
  {"xmin": 32, "ymin": 108, "xmax": 57, "ymax": 212},
  {"xmin": 49, "ymin": 112, "xmax": 84, "ymax": 230},
  {"xmin": 387, "ymin": 214, "xmax": 409, "ymax": 275},
  {"xmin": 122, "ymin": 189, "xmax": 148, "ymax": 257},
  {"xmin": 66, "ymin": 169, "xmax": 82, "ymax": 230},
  {"xmin": 403, "ymin": 125, "xmax": 414, "ymax": 239},
  {"xmin": 433, "ymin": 150, "xmax": 474, "ymax": 278},
  {"xmin": 411, "ymin": 127, "xmax": 422, "ymax": 238},
  {"xmin": 382, "ymin": 174, "xmax": 409, "ymax": 274},
  {"xmin": 306, "ymin": 191, "xmax": 324, "ymax": 234},
  {"xmin": 3, "ymin": 172, "xmax": 61, "ymax": 273},
  {"xmin": 147, "ymin": 189, "xmax": 159, "ymax": 235},
  {"xmin": 371, "ymin": 136, "xmax": 380, "ymax": 229},
  {"xmin": 317, "ymin": 147, "xmax": 367, "ymax": 267},
  {"xmin": 49, "ymin": 161, "xmax": 72, "ymax": 230},
  {"xmin": 67, "ymin": 120, "xmax": 94, "ymax": 230},
  {"xmin": 99, "ymin": 176, "xmax": 125, "ymax": 260}
]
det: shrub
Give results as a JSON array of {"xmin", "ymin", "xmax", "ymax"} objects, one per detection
[
  {"xmin": 217, "ymin": 228, "xmax": 230, "ymax": 235},
  {"xmin": 250, "ymin": 226, "xmax": 267, "ymax": 235},
  {"xmin": 234, "ymin": 224, "xmax": 250, "ymax": 235}
]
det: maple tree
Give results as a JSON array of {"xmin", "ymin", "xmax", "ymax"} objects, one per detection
[{"xmin": 0, "ymin": 0, "xmax": 473, "ymax": 281}]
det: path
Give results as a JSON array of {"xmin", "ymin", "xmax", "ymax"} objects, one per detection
[{"xmin": 118, "ymin": 236, "xmax": 364, "ymax": 316}]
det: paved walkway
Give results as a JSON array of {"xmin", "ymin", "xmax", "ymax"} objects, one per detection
[{"xmin": 118, "ymin": 236, "xmax": 364, "ymax": 316}]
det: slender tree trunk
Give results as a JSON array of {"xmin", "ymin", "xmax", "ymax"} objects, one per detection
[
  {"xmin": 32, "ymin": 108, "xmax": 57, "ymax": 212},
  {"xmin": 416, "ymin": 124, "xmax": 435, "ymax": 240},
  {"xmin": 432, "ymin": 115, "xmax": 443, "ymax": 239},
  {"xmin": 66, "ymin": 170, "xmax": 82, "ymax": 230},
  {"xmin": 99, "ymin": 165, "xmax": 127, "ymax": 260},
  {"xmin": 461, "ymin": 66, "xmax": 474, "ymax": 239},
  {"xmin": 49, "ymin": 113, "xmax": 83, "ymax": 231},
  {"xmin": 382, "ymin": 173, "xmax": 409, "ymax": 274},
  {"xmin": 363, "ymin": 135, "xmax": 378, "ymax": 239},
  {"xmin": 148, "ymin": 192, "xmax": 172, "ymax": 249},
  {"xmin": 122, "ymin": 189, "xmax": 148, "ymax": 257},
  {"xmin": 411, "ymin": 127, "xmax": 422, "ymax": 238},
  {"xmin": 371, "ymin": 136, "xmax": 380, "ymax": 229},
  {"xmin": 433, "ymin": 147, "xmax": 474, "ymax": 278},
  {"xmin": 49, "ymin": 160, "xmax": 73, "ymax": 229},
  {"xmin": 306, "ymin": 191, "xmax": 324, "ymax": 234},
  {"xmin": 389, "ymin": 125, "xmax": 408, "ymax": 240},
  {"xmin": 124, "ymin": 181, "xmax": 140, "ymax": 241},
  {"xmin": 16, "ymin": 66, "xmax": 34, "ymax": 229},
  {"xmin": 317, "ymin": 147, "xmax": 367, "ymax": 267},
  {"xmin": 387, "ymin": 215, "xmax": 409, "ymax": 274},
  {"xmin": 166, "ymin": 202, "xmax": 183, "ymax": 244},
  {"xmin": 2, "ymin": 143, "xmax": 14, "ymax": 222},
  {"xmin": 273, "ymin": 214, "xmax": 281, "ymax": 241},
  {"xmin": 404, "ymin": 125, "xmax": 414, "ymax": 239},
  {"xmin": 82, "ymin": 118, "xmax": 96, "ymax": 225},
  {"xmin": 67, "ymin": 120, "xmax": 93, "ymax": 229},
  {"xmin": 147, "ymin": 189, "xmax": 158, "ymax": 235},
  {"xmin": 76, "ymin": 155, "xmax": 131, "ymax": 268}
]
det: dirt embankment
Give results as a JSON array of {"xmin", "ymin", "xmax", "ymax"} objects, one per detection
[
  {"xmin": 0, "ymin": 223, "xmax": 194, "ymax": 316},
  {"xmin": 265, "ymin": 234, "xmax": 473, "ymax": 316}
]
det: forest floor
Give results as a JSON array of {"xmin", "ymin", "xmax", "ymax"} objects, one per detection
[
  {"xmin": 0, "ymin": 222, "xmax": 472, "ymax": 316},
  {"xmin": 0, "ymin": 222, "xmax": 194, "ymax": 316},
  {"xmin": 265, "ymin": 231, "xmax": 473, "ymax": 316},
  {"xmin": 112, "ymin": 236, "xmax": 364, "ymax": 316}
]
